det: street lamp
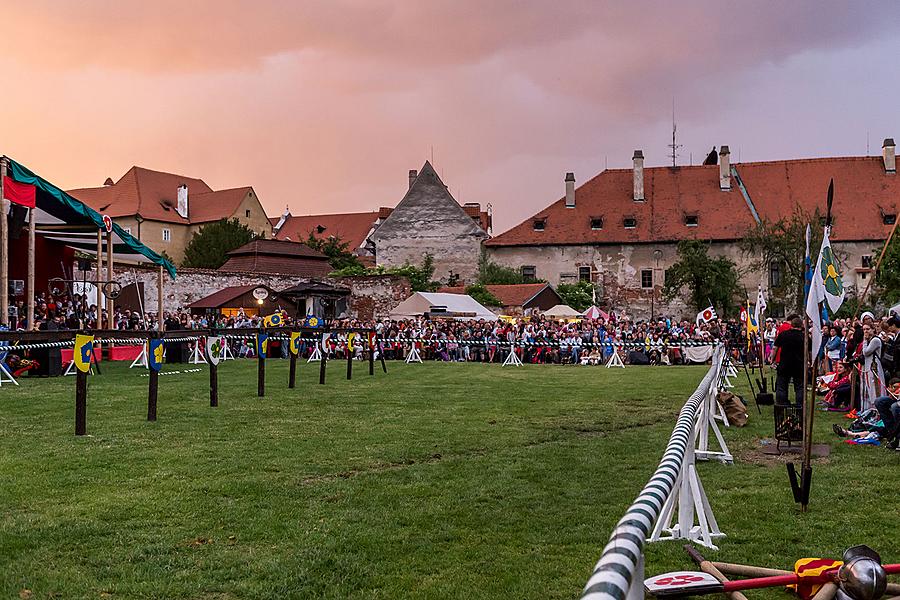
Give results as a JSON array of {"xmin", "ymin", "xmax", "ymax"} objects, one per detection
[{"xmin": 651, "ymin": 249, "xmax": 663, "ymax": 320}]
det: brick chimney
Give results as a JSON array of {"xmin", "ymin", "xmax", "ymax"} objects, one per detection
[
  {"xmin": 633, "ymin": 150, "xmax": 645, "ymax": 201},
  {"xmin": 883, "ymin": 138, "xmax": 896, "ymax": 173},
  {"xmin": 565, "ymin": 172, "xmax": 576, "ymax": 208},
  {"xmin": 408, "ymin": 169, "xmax": 418, "ymax": 189},
  {"xmin": 719, "ymin": 146, "xmax": 731, "ymax": 191},
  {"xmin": 176, "ymin": 184, "xmax": 189, "ymax": 219}
]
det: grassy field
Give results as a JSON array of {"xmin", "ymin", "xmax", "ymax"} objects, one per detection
[{"xmin": 0, "ymin": 359, "xmax": 897, "ymax": 599}]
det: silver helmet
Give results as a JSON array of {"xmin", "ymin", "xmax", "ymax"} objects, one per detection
[{"xmin": 837, "ymin": 545, "xmax": 887, "ymax": 600}]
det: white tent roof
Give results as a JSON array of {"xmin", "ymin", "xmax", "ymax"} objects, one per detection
[
  {"xmin": 543, "ymin": 304, "xmax": 582, "ymax": 317},
  {"xmin": 389, "ymin": 292, "xmax": 496, "ymax": 321}
]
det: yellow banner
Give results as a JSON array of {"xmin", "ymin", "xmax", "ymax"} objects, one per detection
[{"xmin": 74, "ymin": 334, "xmax": 94, "ymax": 373}]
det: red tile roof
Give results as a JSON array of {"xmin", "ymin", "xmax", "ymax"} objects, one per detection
[
  {"xmin": 69, "ymin": 167, "xmax": 256, "ymax": 225},
  {"xmin": 219, "ymin": 239, "xmax": 332, "ymax": 276},
  {"xmin": 188, "ymin": 285, "xmax": 259, "ymax": 309},
  {"xmin": 274, "ymin": 211, "xmax": 380, "ymax": 251},
  {"xmin": 486, "ymin": 156, "xmax": 898, "ymax": 246},
  {"xmin": 437, "ymin": 283, "xmax": 556, "ymax": 307}
]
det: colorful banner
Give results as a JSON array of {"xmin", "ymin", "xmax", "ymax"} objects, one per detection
[
  {"xmin": 289, "ymin": 332, "xmax": 301, "ymax": 356},
  {"xmin": 74, "ymin": 334, "xmax": 94, "ymax": 373},
  {"xmin": 148, "ymin": 339, "xmax": 164, "ymax": 371},
  {"xmin": 207, "ymin": 336, "xmax": 223, "ymax": 366},
  {"xmin": 368, "ymin": 331, "xmax": 376, "ymax": 350},
  {"xmin": 2, "ymin": 175, "xmax": 36, "ymax": 208},
  {"xmin": 263, "ymin": 312, "xmax": 283, "ymax": 327},
  {"xmin": 256, "ymin": 333, "xmax": 268, "ymax": 357},
  {"xmin": 306, "ymin": 315, "xmax": 321, "ymax": 328}
]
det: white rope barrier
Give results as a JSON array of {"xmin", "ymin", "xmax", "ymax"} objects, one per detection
[{"xmin": 581, "ymin": 345, "xmax": 725, "ymax": 600}]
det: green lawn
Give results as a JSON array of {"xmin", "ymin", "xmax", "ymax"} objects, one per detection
[{"xmin": 0, "ymin": 359, "xmax": 896, "ymax": 599}]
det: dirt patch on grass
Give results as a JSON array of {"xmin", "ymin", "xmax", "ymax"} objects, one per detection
[{"xmin": 738, "ymin": 438, "xmax": 833, "ymax": 467}]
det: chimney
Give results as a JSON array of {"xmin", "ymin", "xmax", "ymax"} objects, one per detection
[
  {"xmin": 883, "ymin": 138, "xmax": 896, "ymax": 173},
  {"xmin": 565, "ymin": 172, "xmax": 576, "ymax": 208},
  {"xmin": 633, "ymin": 150, "xmax": 645, "ymax": 201},
  {"xmin": 408, "ymin": 169, "xmax": 418, "ymax": 189},
  {"xmin": 176, "ymin": 184, "xmax": 189, "ymax": 219},
  {"xmin": 719, "ymin": 146, "xmax": 731, "ymax": 191}
]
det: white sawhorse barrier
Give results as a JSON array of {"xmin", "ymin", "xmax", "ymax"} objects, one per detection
[
  {"xmin": 502, "ymin": 344, "xmax": 523, "ymax": 367},
  {"xmin": 0, "ymin": 362, "xmax": 17, "ymax": 386},
  {"xmin": 405, "ymin": 345, "xmax": 422, "ymax": 364},
  {"xmin": 605, "ymin": 347, "xmax": 625, "ymax": 368}
]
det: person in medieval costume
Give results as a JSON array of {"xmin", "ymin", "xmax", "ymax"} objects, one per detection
[{"xmin": 858, "ymin": 319, "xmax": 884, "ymax": 413}]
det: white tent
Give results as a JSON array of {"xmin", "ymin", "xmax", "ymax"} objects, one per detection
[
  {"xmin": 543, "ymin": 304, "xmax": 582, "ymax": 318},
  {"xmin": 389, "ymin": 292, "xmax": 497, "ymax": 321}
]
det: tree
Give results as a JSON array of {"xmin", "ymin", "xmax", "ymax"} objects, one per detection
[
  {"xmin": 556, "ymin": 280, "xmax": 595, "ymax": 312},
  {"xmin": 465, "ymin": 284, "xmax": 502, "ymax": 307},
  {"xmin": 662, "ymin": 240, "xmax": 741, "ymax": 315},
  {"xmin": 182, "ymin": 218, "xmax": 258, "ymax": 269},
  {"xmin": 329, "ymin": 254, "xmax": 440, "ymax": 292},
  {"xmin": 872, "ymin": 235, "xmax": 900, "ymax": 308},
  {"xmin": 740, "ymin": 207, "xmax": 825, "ymax": 314},
  {"xmin": 303, "ymin": 233, "xmax": 363, "ymax": 271},
  {"xmin": 476, "ymin": 251, "xmax": 528, "ymax": 284}
]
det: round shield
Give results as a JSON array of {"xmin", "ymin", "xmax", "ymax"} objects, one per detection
[
  {"xmin": 48, "ymin": 278, "xmax": 67, "ymax": 298},
  {"xmin": 103, "ymin": 281, "xmax": 123, "ymax": 300}
]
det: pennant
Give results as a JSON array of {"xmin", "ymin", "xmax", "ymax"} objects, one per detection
[
  {"xmin": 148, "ymin": 339, "xmax": 164, "ymax": 371},
  {"xmin": 206, "ymin": 336, "xmax": 223, "ymax": 365},
  {"xmin": 289, "ymin": 332, "xmax": 301, "ymax": 356},
  {"xmin": 263, "ymin": 312, "xmax": 283, "ymax": 327},
  {"xmin": 695, "ymin": 306, "xmax": 717, "ymax": 327},
  {"xmin": 74, "ymin": 334, "xmax": 94, "ymax": 373},
  {"xmin": 256, "ymin": 333, "xmax": 268, "ymax": 357},
  {"xmin": 739, "ymin": 306, "xmax": 748, "ymax": 324},
  {"xmin": 818, "ymin": 227, "xmax": 845, "ymax": 313},
  {"xmin": 347, "ymin": 332, "xmax": 356, "ymax": 351},
  {"xmin": 368, "ymin": 332, "xmax": 376, "ymax": 350},
  {"xmin": 3, "ymin": 176, "xmax": 36, "ymax": 208},
  {"xmin": 754, "ymin": 284, "xmax": 767, "ymax": 325}
]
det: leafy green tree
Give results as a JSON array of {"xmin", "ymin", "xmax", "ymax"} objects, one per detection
[
  {"xmin": 662, "ymin": 240, "xmax": 741, "ymax": 315},
  {"xmin": 329, "ymin": 254, "xmax": 440, "ymax": 292},
  {"xmin": 465, "ymin": 284, "xmax": 502, "ymax": 307},
  {"xmin": 476, "ymin": 251, "xmax": 528, "ymax": 284},
  {"xmin": 556, "ymin": 280, "xmax": 594, "ymax": 312},
  {"xmin": 182, "ymin": 218, "xmax": 257, "ymax": 269},
  {"xmin": 303, "ymin": 233, "xmax": 363, "ymax": 271},
  {"xmin": 873, "ymin": 235, "xmax": 900, "ymax": 308},
  {"xmin": 740, "ymin": 207, "xmax": 824, "ymax": 313}
]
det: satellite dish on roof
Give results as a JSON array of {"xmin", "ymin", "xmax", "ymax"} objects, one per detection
[{"xmin": 252, "ymin": 287, "xmax": 269, "ymax": 300}]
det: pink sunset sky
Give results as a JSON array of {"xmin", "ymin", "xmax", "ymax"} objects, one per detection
[{"xmin": 2, "ymin": 1, "xmax": 899, "ymax": 232}]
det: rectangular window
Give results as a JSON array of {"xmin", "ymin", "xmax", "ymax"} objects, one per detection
[
  {"xmin": 579, "ymin": 266, "xmax": 591, "ymax": 282},
  {"xmin": 684, "ymin": 215, "xmax": 699, "ymax": 227},
  {"xmin": 521, "ymin": 265, "xmax": 536, "ymax": 281},
  {"xmin": 162, "ymin": 228, "xmax": 171, "ymax": 242},
  {"xmin": 624, "ymin": 217, "xmax": 637, "ymax": 229},
  {"xmin": 862, "ymin": 255, "xmax": 874, "ymax": 268},
  {"xmin": 533, "ymin": 219, "xmax": 546, "ymax": 231},
  {"xmin": 590, "ymin": 217, "xmax": 603, "ymax": 230},
  {"xmin": 641, "ymin": 269, "xmax": 653, "ymax": 289},
  {"xmin": 245, "ymin": 209, "xmax": 251, "ymax": 218},
  {"xmin": 769, "ymin": 261, "xmax": 783, "ymax": 288},
  {"xmin": 884, "ymin": 213, "xmax": 897, "ymax": 225}
]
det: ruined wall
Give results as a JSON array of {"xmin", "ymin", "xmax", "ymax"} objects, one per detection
[{"xmin": 100, "ymin": 264, "xmax": 409, "ymax": 320}]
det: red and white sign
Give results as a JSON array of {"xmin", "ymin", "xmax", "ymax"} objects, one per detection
[
  {"xmin": 102, "ymin": 214, "xmax": 113, "ymax": 233},
  {"xmin": 645, "ymin": 571, "xmax": 723, "ymax": 597}
]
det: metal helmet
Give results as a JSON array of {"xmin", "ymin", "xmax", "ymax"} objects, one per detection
[{"xmin": 837, "ymin": 545, "xmax": 887, "ymax": 600}]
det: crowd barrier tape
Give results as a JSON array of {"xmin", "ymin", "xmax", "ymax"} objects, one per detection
[{"xmin": 580, "ymin": 345, "xmax": 725, "ymax": 600}]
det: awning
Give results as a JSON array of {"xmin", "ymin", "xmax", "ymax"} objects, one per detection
[{"xmin": 6, "ymin": 158, "xmax": 177, "ymax": 279}]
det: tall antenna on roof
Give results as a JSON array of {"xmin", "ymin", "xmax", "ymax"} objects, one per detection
[{"xmin": 667, "ymin": 97, "xmax": 682, "ymax": 167}]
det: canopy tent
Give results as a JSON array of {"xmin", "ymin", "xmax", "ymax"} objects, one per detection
[
  {"xmin": 389, "ymin": 292, "xmax": 496, "ymax": 321},
  {"xmin": 543, "ymin": 304, "xmax": 582, "ymax": 318},
  {"xmin": 6, "ymin": 158, "xmax": 176, "ymax": 278},
  {"xmin": 582, "ymin": 306, "xmax": 610, "ymax": 320}
]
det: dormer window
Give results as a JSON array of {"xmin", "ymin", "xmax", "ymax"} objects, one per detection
[
  {"xmin": 623, "ymin": 217, "xmax": 637, "ymax": 229},
  {"xmin": 685, "ymin": 215, "xmax": 699, "ymax": 227},
  {"xmin": 884, "ymin": 213, "xmax": 896, "ymax": 225},
  {"xmin": 533, "ymin": 218, "xmax": 546, "ymax": 231},
  {"xmin": 590, "ymin": 217, "xmax": 604, "ymax": 230}
]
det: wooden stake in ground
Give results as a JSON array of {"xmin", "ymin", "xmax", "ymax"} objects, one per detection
[
  {"xmin": 289, "ymin": 345, "xmax": 297, "ymax": 389},
  {"xmin": 319, "ymin": 331, "xmax": 328, "ymax": 385},
  {"xmin": 147, "ymin": 335, "xmax": 163, "ymax": 421},
  {"xmin": 207, "ymin": 334, "xmax": 219, "ymax": 407},
  {"xmin": 346, "ymin": 337, "xmax": 353, "ymax": 380},
  {"xmin": 369, "ymin": 332, "xmax": 375, "ymax": 376},
  {"xmin": 257, "ymin": 333, "xmax": 266, "ymax": 397},
  {"xmin": 75, "ymin": 368, "xmax": 87, "ymax": 435}
]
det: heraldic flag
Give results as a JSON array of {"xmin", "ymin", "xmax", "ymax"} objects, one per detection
[
  {"xmin": 263, "ymin": 313, "xmax": 282, "ymax": 327},
  {"xmin": 695, "ymin": 306, "xmax": 717, "ymax": 326},
  {"xmin": 148, "ymin": 339, "xmax": 164, "ymax": 371},
  {"xmin": 806, "ymin": 227, "xmax": 845, "ymax": 359},
  {"xmin": 3, "ymin": 175, "xmax": 36, "ymax": 208},
  {"xmin": 289, "ymin": 332, "xmax": 301, "ymax": 356},
  {"xmin": 256, "ymin": 333, "xmax": 268, "ymax": 357},
  {"xmin": 74, "ymin": 334, "xmax": 94, "ymax": 373}
]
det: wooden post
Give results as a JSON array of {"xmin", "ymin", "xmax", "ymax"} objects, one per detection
[
  {"xmin": 379, "ymin": 341, "xmax": 387, "ymax": 373},
  {"xmin": 208, "ymin": 331, "xmax": 218, "ymax": 407},
  {"xmin": 26, "ymin": 206, "xmax": 35, "ymax": 329},
  {"xmin": 369, "ymin": 333, "xmax": 375, "ymax": 376},
  {"xmin": 346, "ymin": 339, "xmax": 353, "ymax": 380},
  {"xmin": 147, "ymin": 367, "xmax": 158, "ymax": 422},
  {"xmin": 106, "ymin": 228, "xmax": 114, "ymax": 329},
  {"xmin": 157, "ymin": 264, "xmax": 164, "ymax": 332},
  {"xmin": 288, "ymin": 336, "xmax": 297, "ymax": 389},
  {"xmin": 75, "ymin": 368, "xmax": 87, "ymax": 435},
  {"xmin": 96, "ymin": 230, "xmax": 104, "ymax": 328},
  {"xmin": 319, "ymin": 332, "xmax": 327, "ymax": 385},
  {"xmin": 257, "ymin": 344, "xmax": 265, "ymax": 397},
  {"xmin": 0, "ymin": 158, "xmax": 8, "ymax": 327}
]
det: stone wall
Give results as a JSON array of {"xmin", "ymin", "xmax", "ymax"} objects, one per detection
[
  {"xmin": 375, "ymin": 235, "xmax": 483, "ymax": 283},
  {"xmin": 96, "ymin": 264, "xmax": 410, "ymax": 320}
]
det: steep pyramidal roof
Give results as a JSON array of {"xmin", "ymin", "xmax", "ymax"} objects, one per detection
[{"xmin": 370, "ymin": 161, "xmax": 488, "ymax": 241}]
